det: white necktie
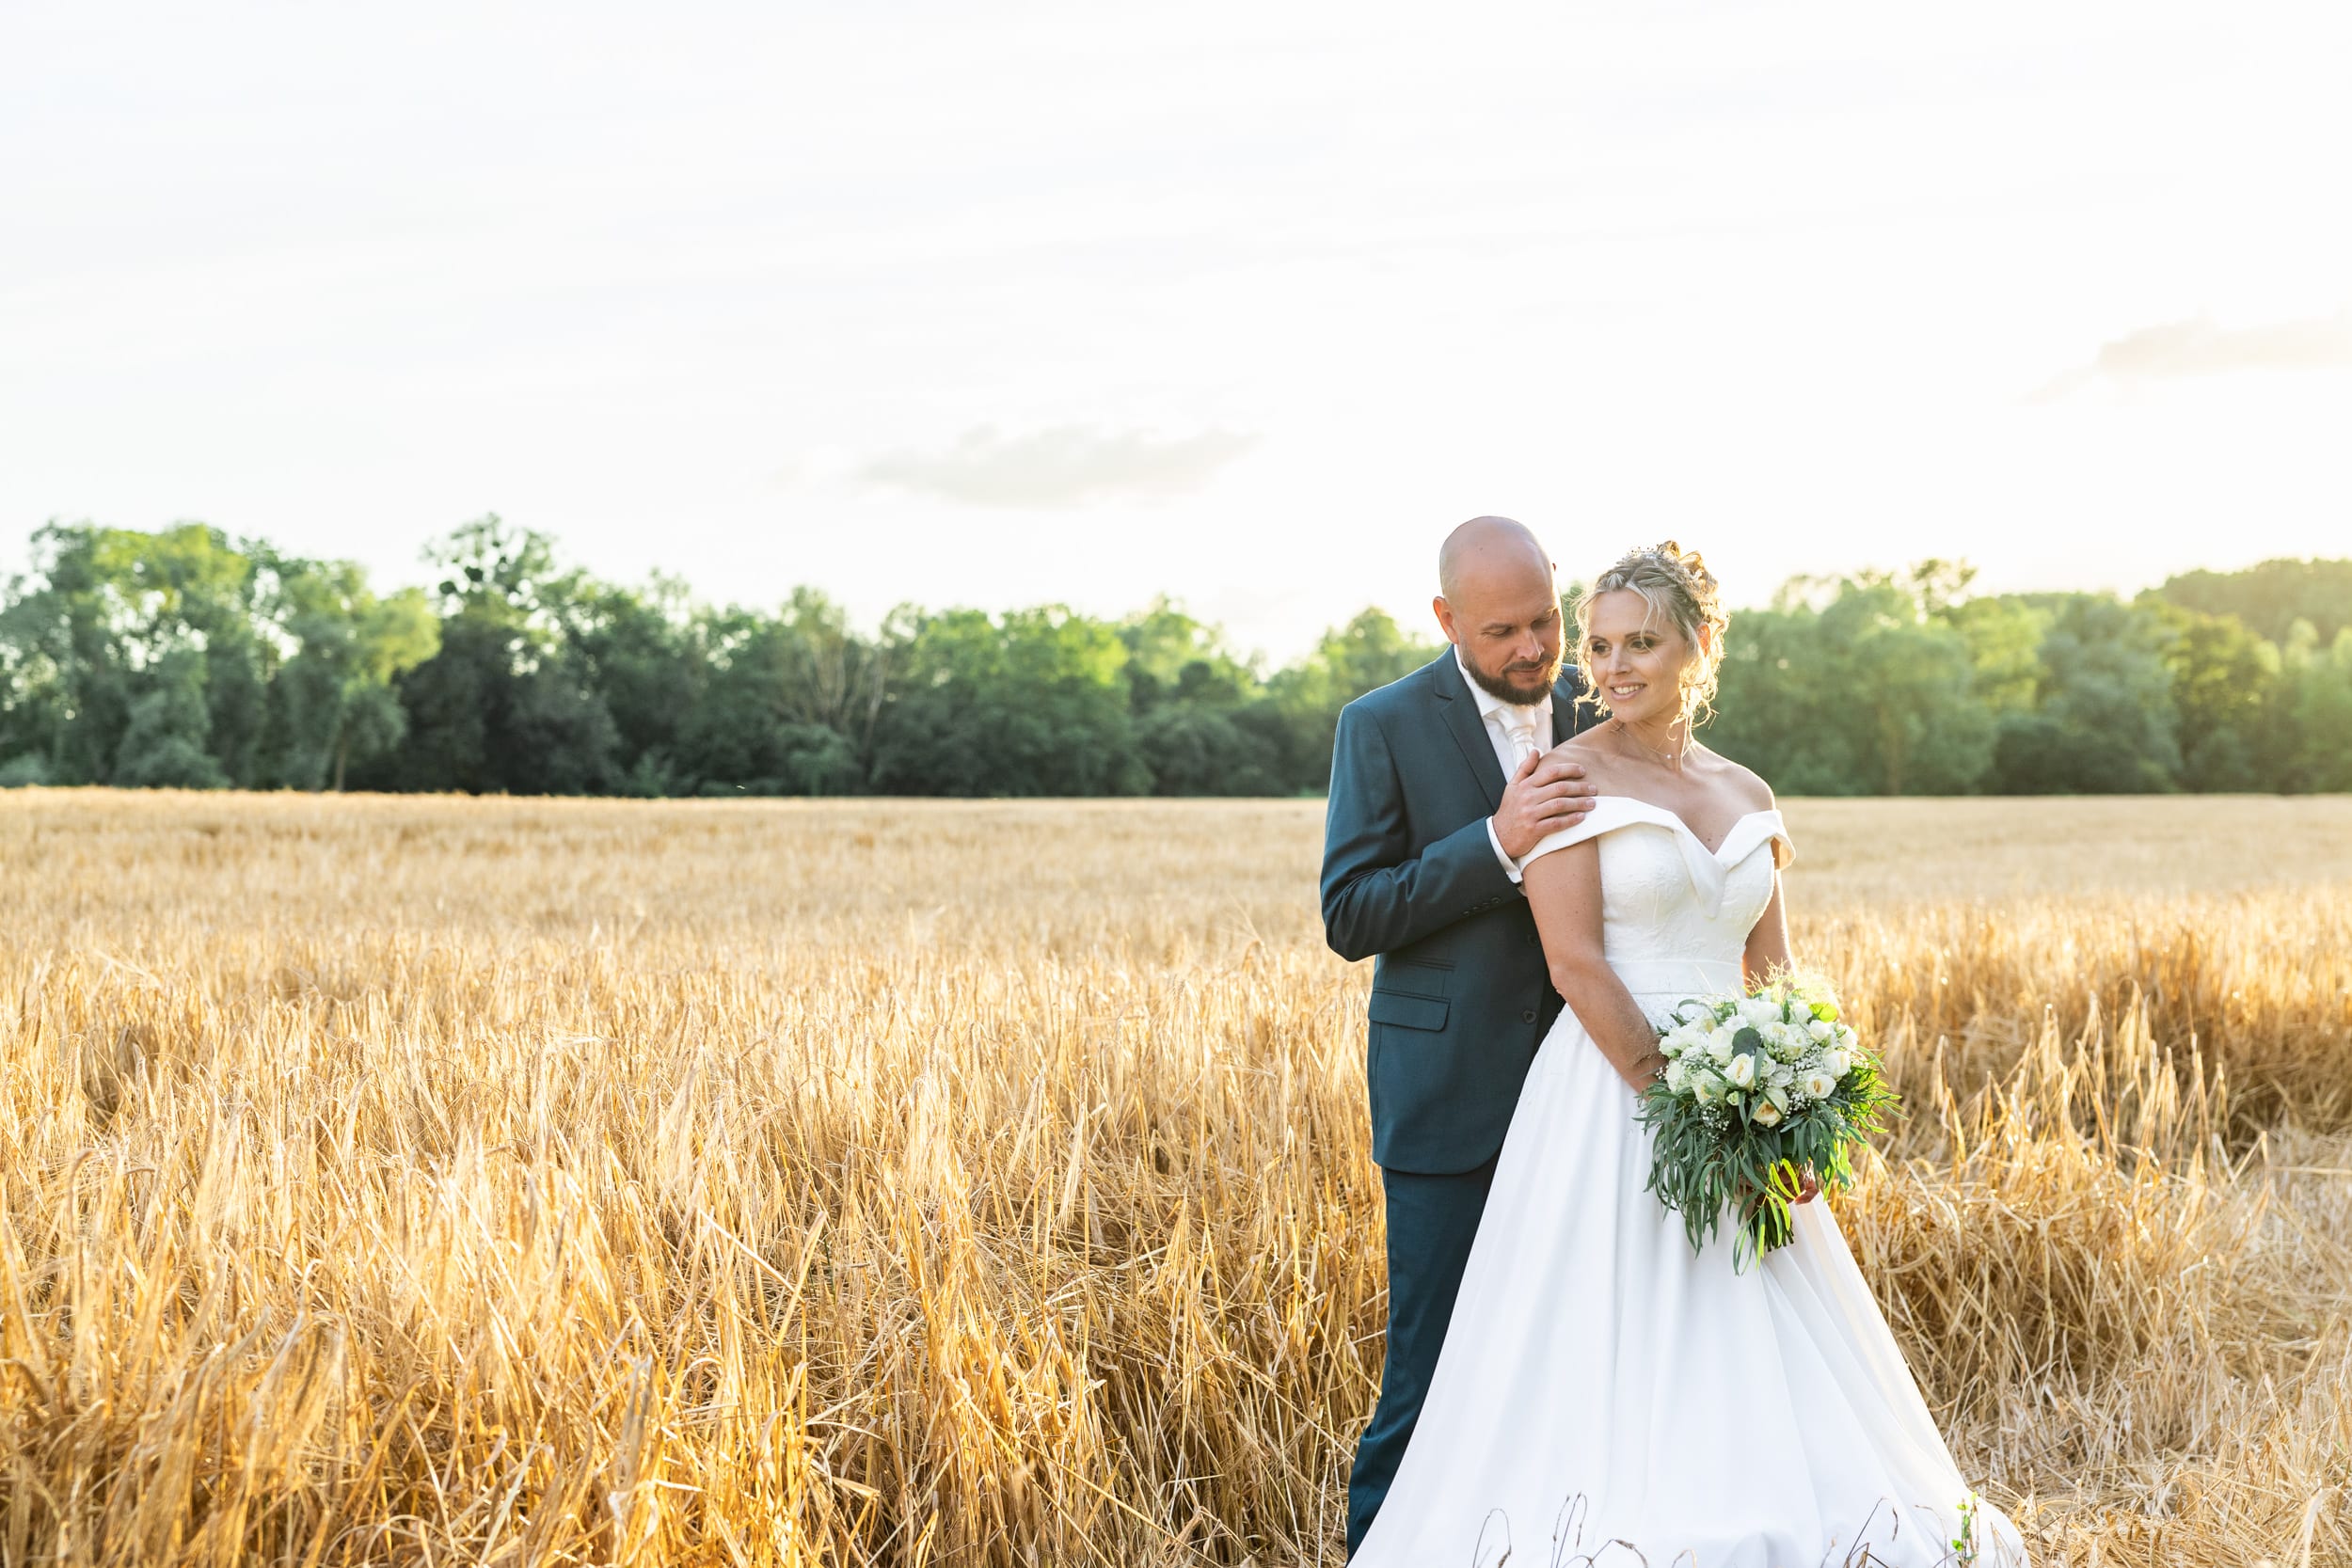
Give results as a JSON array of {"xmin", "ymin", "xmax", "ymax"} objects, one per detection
[{"xmin": 1504, "ymin": 714, "xmax": 1542, "ymax": 774}]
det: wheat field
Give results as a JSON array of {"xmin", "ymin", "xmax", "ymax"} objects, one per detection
[{"xmin": 2, "ymin": 789, "xmax": 2349, "ymax": 1567}]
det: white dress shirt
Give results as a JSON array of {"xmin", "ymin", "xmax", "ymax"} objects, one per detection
[{"xmin": 1456, "ymin": 645, "xmax": 1551, "ymax": 884}]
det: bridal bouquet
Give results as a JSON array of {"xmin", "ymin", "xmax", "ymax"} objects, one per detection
[{"xmin": 1636, "ymin": 976, "xmax": 1899, "ymax": 1270}]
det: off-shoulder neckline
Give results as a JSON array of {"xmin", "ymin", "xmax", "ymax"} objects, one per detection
[{"xmin": 1588, "ymin": 794, "xmax": 1783, "ymax": 861}]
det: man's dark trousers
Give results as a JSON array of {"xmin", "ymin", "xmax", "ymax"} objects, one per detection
[{"xmin": 1344, "ymin": 1153, "xmax": 1497, "ymax": 1556}]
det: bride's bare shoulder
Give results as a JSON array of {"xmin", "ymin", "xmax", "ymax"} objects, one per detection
[
  {"xmin": 1552, "ymin": 732, "xmax": 1629, "ymax": 784},
  {"xmin": 1704, "ymin": 750, "xmax": 1777, "ymax": 814}
]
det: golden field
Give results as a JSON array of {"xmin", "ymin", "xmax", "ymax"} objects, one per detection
[{"xmin": 2, "ymin": 790, "xmax": 2350, "ymax": 1567}]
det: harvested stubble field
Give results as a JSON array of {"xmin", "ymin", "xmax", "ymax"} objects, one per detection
[{"xmin": 3, "ymin": 790, "xmax": 2350, "ymax": 1568}]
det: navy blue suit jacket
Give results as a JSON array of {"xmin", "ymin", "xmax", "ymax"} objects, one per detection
[{"xmin": 1320, "ymin": 651, "xmax": 1599, "ymax": 1175}]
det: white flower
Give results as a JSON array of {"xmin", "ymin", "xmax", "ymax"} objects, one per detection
[
  {"xmin": 1821, "ymin": 1048, "xmax": 1850, "ymax": 1079},
  {"xmin": 1738, "ymin": 996, "xmax": 1781, "ymax": 1028},
  {"xmin": 1803, "ymin": 1069, "xmax": 1838, "ymax": 1099},
  {"xmin": 1752, "ymin": 1099, "xmax": 1783, "ymax": 1127},
  {"xmin": 1666, "ymin": 1059, "xmax": 1692, "ymax": 1094},
  {"xmin": 1726, "ymin": 1053, "xmax": 1757, "ymax": 1088},
  {"xmin": 1764, "ymin": 1022, "xmax": 1806, "ymax": 1062},
  {"xmin": 1808, "ymin": 1018, "xmax": 1836, "ymax": 1043},
  {"xmin": 1706, "ymin": 1027, "xmax": 1739, "ymax": 1066}
]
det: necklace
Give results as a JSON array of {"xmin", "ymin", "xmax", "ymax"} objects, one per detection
[{"xmin": 1610, "ymin": 717, "xmax": 1691, "ymax": 772}]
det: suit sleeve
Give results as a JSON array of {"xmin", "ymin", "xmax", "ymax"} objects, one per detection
[{"xmin": 1320, "ymin": 701, "xmax": 1518, "ymax": 962}]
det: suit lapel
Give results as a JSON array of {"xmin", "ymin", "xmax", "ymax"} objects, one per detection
[
  {"xmin": 1552, "ymin": 664, "xmax": 1591, "ymax": 744},
  {"xmin": 1431, "ymin": 652, "xmax": 1508, "ymax": 811}
]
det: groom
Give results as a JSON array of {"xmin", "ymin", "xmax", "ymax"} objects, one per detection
[{"xmin": 1321, "ymin": 516, "xmax": 1601, "ymax": 1556}]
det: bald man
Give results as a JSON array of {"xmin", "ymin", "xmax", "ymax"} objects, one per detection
[{"xmin": 1320, "ymin": 516, "xmax": 1600, "ymax": 1556}]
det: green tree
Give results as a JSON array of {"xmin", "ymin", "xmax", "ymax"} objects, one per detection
[
  {"xmin": 1992, "ymin": 595, "xmax": 2184, "ymax": 794},
  {"xmin": 558, "ymin": 574, "xmax": 705, "ymax": 793},
  {"xmin": 869, "ymin": 606, "xmax": 1148, "ymax": 796},
  {"xmin": 1115, "ymin": 599, "xmax": 1285, "ymax": 794},
  {"xmin": 2278, "ymin": 623, "xmax": 2352, "ymax": 792},
  {"xmin": 1945, "ymin": 595, "xmax": 2044, "ymax": 720},
  {"xmin": 670, "ymin": 593, "xmax": 874, "ymax": 797},
  {"xmin": 2156, "ymin": 558, "xmax": 2352, "ymax": 645},
  {"xmin": 113, "ymin": 647, "xmax": 228, "ymax": 788},
  {"xmin": 0, "ymin": 522, "xmax": 270, "ymax": 788},
  {"xmin": 255, "ymin": 554, "xmax": 440, "ymax": 790},
  {"xmin": 2141, "ymin": 598, "xmax": 2280, "ymax": 793},
  {"xmin": 1262, "ymin": 609, "xmax": 1443, "ymax": 792},
  {"xmin": 1710, "ymin": 570, "xmax": 1994, "ymax": 796},
  {"xmin": 364, "ymin": 516, "xmax": 618, "ymax": 795}
]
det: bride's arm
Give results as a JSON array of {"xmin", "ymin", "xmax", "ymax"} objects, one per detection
[
  {"xmin": 1742, "ymin": 872, "xmax": 1792, "ymax": 985},
  {"xmin": 1522, "ymin": 841, "xmax": 1669, "ymax": 1093}
]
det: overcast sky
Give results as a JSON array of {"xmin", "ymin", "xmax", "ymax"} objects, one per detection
[{"xmin": 5, "ymin": 1, "xmax": 2348, "ymax": 661}]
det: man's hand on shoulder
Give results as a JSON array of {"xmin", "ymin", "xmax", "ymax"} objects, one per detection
[{"xmin": 1492, "ymin": 748, "xmax": 1600, "ymax": 862}]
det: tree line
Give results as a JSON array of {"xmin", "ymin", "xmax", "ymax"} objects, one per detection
[{"xmin": 1, "ymin": 517, "xmax": 2346, "ymax": 797}]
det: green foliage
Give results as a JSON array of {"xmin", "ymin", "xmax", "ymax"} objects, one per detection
[
  {"xmin": 2, "ymin": 520, "xmax": 2346, "ymax": 798},
  {"xmin": 2143, "ymin": 598, "xmax": 2279, "ymax": 792},
  {"xmin": 255, "ymin": 553, "xmax": 440, "ymax": 790},
  {"xmin": 1711, "ymin": 568, "xmax": 1993, "ymax": 795},
  {"xmin": 2279, "ymin": 626, "xmax": 2352, "ymax": 792},
  {"xmin": 1260, "ymin": 609, "xmax": 1446, "ymax": 793},
  {"xmin": 870, "ymin": 606, "xmax": 1150, "ymax": 797},
  {"xmin": 113, "ymin": 648, "xmax": 228, "ymax": 789},
  {"xmin": 364, "ymin": 517, "xmax": 621, "ymax": 795},
  {"xmin": 1992, "ymin": 595, "xmax": 2183, "ymax": 794},
  {"xmin": 2157, "ymin": 557, "xmax": 2352, "ymax": 644}
]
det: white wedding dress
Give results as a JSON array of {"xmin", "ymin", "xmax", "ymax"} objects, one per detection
[{"xmin": 1353, "ymin": 798, "xmax": 2026, "ymax": 1568}]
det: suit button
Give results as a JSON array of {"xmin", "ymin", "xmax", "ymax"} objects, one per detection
[{"xmin": 1521, "ymin": 1008, "xmax": 1538, "ymax": 1023}]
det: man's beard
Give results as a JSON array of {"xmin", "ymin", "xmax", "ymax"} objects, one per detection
[{"xmin": 1463, "ymin": 645, "xmax": 1565, "ymax": 707}]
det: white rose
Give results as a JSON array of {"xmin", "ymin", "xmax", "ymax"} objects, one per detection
[
  {"xmin": 1808, "ymin": 1018, "xmax": 1836, "ymax": 1043},
  {"xmin": 1706, "ymin": 1027, "xmax": 1739, "ymax": 1066},
  {"xmin": 1739, "ymin": 997, "xmax": 1781, "ymax": 1028},
  {"xmin": 1752, "ymin": 1099, "xmax": 1783, "ymax": 1127},
  {"xmin": 1726, "ymin": 1053, "xmax": 1757, "ymax": 1088},
  {"xmin": 1766, "ymin": 1022, "xmax": 1806, "ymax": 1062},
  {"xmin": 1666, "ymin": 1059, "xmax": 1692, "ymax": 1094},
  {"xmin": 1803, "ymin": 1069, "xmax": 1837, "ymax": 1099},
  {"xmin": 1821, "ymin": 1049, "xmax": 1850, "ymax": 1079}
]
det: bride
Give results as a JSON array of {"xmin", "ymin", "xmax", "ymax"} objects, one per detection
[{"xmin": 1350, "ymin": 544, "xmax": 2026, "ymax": 1567}]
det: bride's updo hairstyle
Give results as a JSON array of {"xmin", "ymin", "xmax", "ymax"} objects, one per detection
[{"xmin": 1574, "ymin": 541, "xmax": 1731, "ymax": 726}]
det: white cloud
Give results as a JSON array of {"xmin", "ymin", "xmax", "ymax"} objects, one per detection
[
  {"xmin": 857, "ymin": 426, "xmax": 1259, "ymax": 509},
  {"xmin": 2034, "ymin": 308, "xmax": 2352, "ymax": 400}
]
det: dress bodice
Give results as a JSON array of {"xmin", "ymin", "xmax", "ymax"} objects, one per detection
[{"xmin": 1520, "ymin": 796, "xmax": 1792, "ymax": 1010}]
